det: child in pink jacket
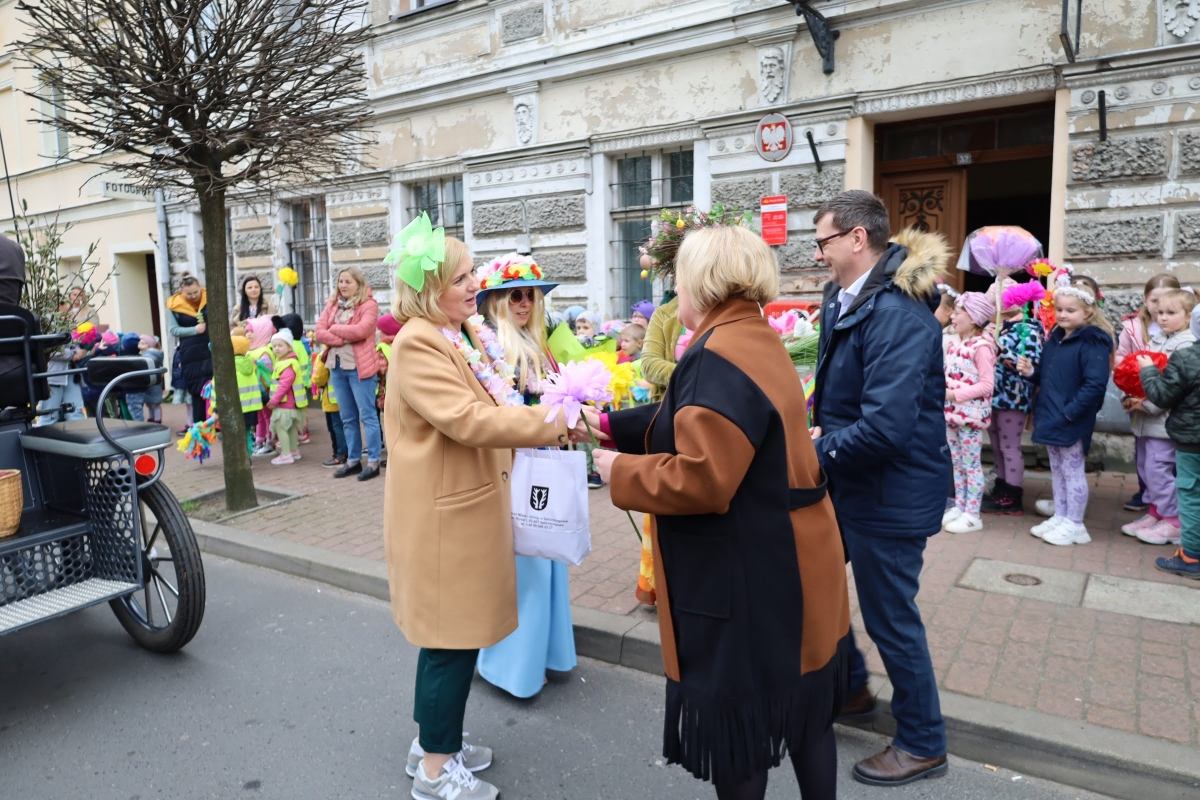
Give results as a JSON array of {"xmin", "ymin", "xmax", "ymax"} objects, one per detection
[{"xmin": 267, "ymin": 330, "xmax": 306, "ymax": 466}]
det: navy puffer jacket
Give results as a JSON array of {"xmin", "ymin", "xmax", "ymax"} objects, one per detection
[
  {"xmin": 1029, "ymin": 323, "xmax": 1113, "ymax": 455},
  {"xmin": 812, "ymin": 229, "xmax": 952, "ymax": 539}
]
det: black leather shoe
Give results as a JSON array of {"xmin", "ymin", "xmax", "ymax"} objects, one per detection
[
  {"xmin": 334, "ymin": 461, "xmax": 363, "ymax": 479},
  {"xmin": 357, "ymin": 464, "xmax": 380, "ymax": 482},
  {"xmin": 852, "ymin": 746, "xmax": 948, "ymax": 786}
]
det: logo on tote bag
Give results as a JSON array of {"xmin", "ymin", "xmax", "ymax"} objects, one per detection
[{"xmin": 530, "ymin": 485, "xmax": 549, "ymax": 511}]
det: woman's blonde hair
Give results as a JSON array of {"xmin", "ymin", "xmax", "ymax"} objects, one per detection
[
  {"xmin": 481, "ymin": 288, "xmax": 550, "ymax": 393},
  {"xmin": 328, "ymin": 266, "xmax": 371, "ymax": 307},
  {"xmin": 391, "ymin": 237, "xmax": 472, "ymax": 326},
  {"xmin": 675, "ymin": 225, "xmax": 779, "ymax": 312}
]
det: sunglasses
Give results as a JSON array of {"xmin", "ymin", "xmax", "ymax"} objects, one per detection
[
  {"xmin": 815, "ymin": 228, "xmax": 854, "ymax": 254},
  {"xmin": 507, "ymin": 288, "xmax": 537, "ymax": 303}
]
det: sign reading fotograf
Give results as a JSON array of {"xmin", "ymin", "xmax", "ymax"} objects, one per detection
[
  {"xmin": 760, "ymin": 195, "xmax": 788, "ymax": 246},
  {"xmin": 754, "ymin": 113, "xmax": 793, "ymax": 162},
  {"xmin": 101, "ymin": 180, "xmax": 155, "ymax": 203}
]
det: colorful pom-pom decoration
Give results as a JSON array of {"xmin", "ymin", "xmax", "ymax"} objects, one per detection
[
  {"xmin": 176, "ymin": 415, "xmax": 220, "ymax": 463},
  {"xmin": 277, "ymin": 267, "xmax": 299, "ymax": 287},
  {"xmin": 1114, "ymin": 351, "xmax": 1169, "ymax": 399},
  {"xmin": 1000, "ymin": 281, "xmax": 1046, "ymax": 311}
]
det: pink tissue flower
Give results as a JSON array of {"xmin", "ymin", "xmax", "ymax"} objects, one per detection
[
  {"xmin": 1001, "ymin": 281, "xmax": 1046, "ymax": 311},
  {"xmin": 768, "ymin": 310, "xmax": 799, "ymax": 336},
  {"xmin": 541, "ymin": 360, "xmax": 614, "ymax": 428}
]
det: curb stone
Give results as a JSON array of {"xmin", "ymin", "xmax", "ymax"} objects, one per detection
[{"xmin": 192, "ymin": 518, "xmax": 1200, "ymax": 800}]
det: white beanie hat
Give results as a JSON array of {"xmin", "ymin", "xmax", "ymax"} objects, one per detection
[{"xmin": 271, "ymin": 328, "xmax": 294, "ymax": 344}]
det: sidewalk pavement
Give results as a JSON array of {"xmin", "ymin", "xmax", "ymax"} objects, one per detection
[{"xmin": 159, "ymin": 405, "xmax": 1200, "ymax": 796}]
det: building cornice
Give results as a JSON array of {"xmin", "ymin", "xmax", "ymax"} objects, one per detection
[
  {"xmin": 853, "ymin": 67, "xmax": 1059, "ymax": 118},
  {"xmin": 591, "ymin": 125, "xmax": 705, "ymax": 154},
  {"xmin": 1060, "ymin": 42, "xmax": 1200, "ymax": 88}
]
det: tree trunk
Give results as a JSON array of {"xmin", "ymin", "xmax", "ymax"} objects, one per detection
[{"xmin": 197, "ymin": 185, "xmax": 258, "ymax": 512}]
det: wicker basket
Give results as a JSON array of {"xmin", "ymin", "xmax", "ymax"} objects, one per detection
[{"xmin": 0, "ymin": 469, "xmax": 22, "ymax": 538}]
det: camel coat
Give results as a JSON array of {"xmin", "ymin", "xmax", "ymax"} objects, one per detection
[{"xmin": 383, "ymin": 316, "xmax": 569, "ymax": 650}]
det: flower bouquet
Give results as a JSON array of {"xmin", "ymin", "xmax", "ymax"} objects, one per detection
[{"xmin": 638, "ymin": 204, "xmax": 755, "ymax": 280}]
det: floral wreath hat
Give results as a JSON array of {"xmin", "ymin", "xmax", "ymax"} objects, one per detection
[{"xmin": 475, "ymin": 253, "xmax": 558, "ymax": 306}]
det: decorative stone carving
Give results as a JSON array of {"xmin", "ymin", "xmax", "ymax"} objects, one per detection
[
  {"xmin": 359, "ymin": 218, "xmax": 390, "ymax": 246},
  {"xmin": 1113, "ymin": 86, "xmax": 1130, "ymax": 100},
  {"xmin": 473, "ymin": 202, "xmax": 525, "ymax": 237},
  {"xmin": 1070, "ymin": 136, "xmax": 1168, "ymax": 182},
  {"xmin": 775, "ymin": 237, "xmax": 819, "ymax": 273},
  {"xmin": 508, "ymin": 83, "xmax": 539, "ymax": 147},
  {"xmin": 329, "ymin": 221, "xmax": 358, "ymax": 249},
  {"xmin": 1177, "ymin": 211, "xmax": 1200, "ymax": 252},
  {"xmin": 467, "ymin": 158, "xmax": 587, "ymax": 186},
  {"xmin": 711, "ymin": 175, "xmax": 770, "ymax": 210},
  {"xmin": 326, "ymin": 186, "xmax": 387, "ymax": 206},
  {"xmin": 779, "ymin": 166, "xmax": 845, "ymax": 207},
  {"xmin": 1080, "ymin": 89, "xmax": 1096, "ymax": 104},
  {"xmin": 1066, "ymin": 215, "xmax": 1164, "ymax": 256},
  {"xmin": 502, "ymin": 6, "xmax": 544, "ymax": 44},
  {"xmin": 1192, "ymin": 76, "xmax": 1200, "ymax": 90},
  {"xmin": 1180, "ymin": 131, "xmax": 1200, "ymax": 175},
  {"xmin": 527, "ymin": 196, "xmax": 585, "ymax": 231},
  {"xmin": 1163, "ymin": 0, "xmax": 1200, "ymax": 38},
  {"xmin": 757, "ymin": 45, "xmax": 791, "ymax": 107},
  {"xmin": 592, "ymin": 127, "xmax": 702, "ymax": 153},
  {"xmin": 1153, "ymin": 81, "xmax": 1168, "ymax": 95},
  {"xmin": 855, "ymin": 71, "xmax": 1057, "ymax": 115},
  {"xmin": 535, "ymin": 249, "xmax": 587, "ymax": 281},
  {"xmin": 167, "ymin": 238, "xmax": 189, "ymax": 264},
  {"xmin": 232, "ymin": 230, "xmax": 272, "ymax": 257}
]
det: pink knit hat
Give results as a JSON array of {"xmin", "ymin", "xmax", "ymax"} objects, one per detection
[
  {"xmin": 377, "ymin": 313, "xmax": 402, "ymax": 337},
  {"xmin": 956, "ymin": 292, "xmax": 996, "ymax": 328},
  {"xmin": 246, "ymin": 316, "xmax": 275, "ymax": 350},
  {"xmin": 100, "ymin": 331, "xmax": 119, "ymax": 346}
]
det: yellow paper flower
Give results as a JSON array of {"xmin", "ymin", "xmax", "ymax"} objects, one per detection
[
  {"xmin": 640, "ymin": 269, "xmax": 649, "ymax": 279},
  {"xmin": 278, "ymin": 267, "xmax": 299, "ymax": 287},
  {"xmin": 590, "ymin": 352, "xmax": 636, "ymax": 408},
  {"xmin": 675, "ymin": 218, "xmax": 686, "ymax": 230}
]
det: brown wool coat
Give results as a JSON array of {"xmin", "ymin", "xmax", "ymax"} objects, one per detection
[
  {"xmin": 383, "ymin": 316, "xmax": 569, "ymax": 650},
  {"xmin": 607, "ymin": 298, "xmax": 851, "ymax": 784}
]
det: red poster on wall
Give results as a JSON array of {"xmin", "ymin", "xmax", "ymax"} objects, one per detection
[{"xmin": 760, "ymin": 195, "xmax": 788, "ymax": 246}]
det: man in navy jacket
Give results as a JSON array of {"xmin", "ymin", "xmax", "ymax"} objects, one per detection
[{"xmin": 810, "ymin": 191, "xmax": 951, "ymax": 787}]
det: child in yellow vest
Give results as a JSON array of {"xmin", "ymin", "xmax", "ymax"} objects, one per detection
[
  {"xmin": 266, "ymin": 330, "xmax": 307, "ymax": 466},
  {"xmin": 232, "ymin": 335, "xmax": 264, "ymax": 455},
  {"xmin": 311, "ymin": 346, "xmax": 348, "ymax": 468}
]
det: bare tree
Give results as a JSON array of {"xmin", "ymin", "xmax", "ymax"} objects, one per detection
[{"xmin": 17, "ymin": 0, "xmax": 374, "ymax": 511}]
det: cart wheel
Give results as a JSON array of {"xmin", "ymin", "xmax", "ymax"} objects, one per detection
[{"xmin": 110, "ymin": 479, "xmax": 206, "ymax": 653}]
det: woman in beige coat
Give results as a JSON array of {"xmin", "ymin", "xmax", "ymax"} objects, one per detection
[{"xmin": 384, "ymin": 229, "xmax": 582, "ymax": 800}]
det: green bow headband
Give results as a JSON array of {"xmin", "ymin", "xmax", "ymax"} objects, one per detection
[{"xmin": 385, "ymin": 212, "xmax": 446, "ymax": 291}]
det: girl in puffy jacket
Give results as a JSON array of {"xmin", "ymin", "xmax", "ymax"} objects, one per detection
[{"xmin": 942, "ymin": 292, "xmax": 998, "ymax": 534}]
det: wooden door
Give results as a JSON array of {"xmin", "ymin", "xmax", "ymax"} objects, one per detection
[{"xmin": 880, "ymin": 169, "xmax": 967, "ymax": 291}]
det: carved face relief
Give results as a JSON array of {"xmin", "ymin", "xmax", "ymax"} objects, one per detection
[
  {"xmin": 760, "ymin": 48, "xmax": 786, "ymax": 104},
  {"xmin": 515, "ymin": 102, "xmax": 534, "ymax": 145},
  {"xmin": 1165, "ymin": 0, "xmax": 1200, "ymax": 38}
]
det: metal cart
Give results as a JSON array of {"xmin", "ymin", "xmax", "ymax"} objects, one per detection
[{"xmin": 0, "ymin": 305, "xmax": 205, "ymax": 652}]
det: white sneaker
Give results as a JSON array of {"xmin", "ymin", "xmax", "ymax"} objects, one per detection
[
  {"xmin": 1043, "ymin": 521, "xmax": 1091, "ymax": 546},
  {"xmin": 412, "ymin": 756, "xmax": 498, "ymax": 800},
  {"xmin": 945, "ymin": 514, "xmax": 983, "ymax": 534},
  {"xmin": 1035, "ymin": 499, "xmax": 1055, "ymax": 517},
  {"xmin": 1030, "ymin": 515, "xmax": 1066, "ymax": 539},
  {"xmin": 942, "ymin": 507, "xmax": 963, "ymax": 527},
  {"xmin": 1136, "ymin": 519, "xmax": 1182, "ymax": 546},
  {"xmin": 406, "ymin": 737, "xmax": 493, "ymax": 778}
]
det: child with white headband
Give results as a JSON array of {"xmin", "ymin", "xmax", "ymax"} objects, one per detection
[{"xmin": 1017, "ymin": 276, "xmax": 1116, "ymax": 546}]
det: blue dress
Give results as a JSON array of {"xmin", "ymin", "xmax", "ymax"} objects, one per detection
[{"xmin": 477, "ymin": 555, "xmax": 576, "ymax": 698}]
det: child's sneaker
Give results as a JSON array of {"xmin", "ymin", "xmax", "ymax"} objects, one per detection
[
  {"xmin": 1035, "ymin": 499, "xmax": 1055, "ymax": 517},
  {"xmin": 411, "ymin": 757, "xmax": 498, "ymax": 800},
  {"xmin": 297, "ymin": 432, "xmax": 311, "ymax": 445},
  {"xmin": 1155, "ymin": 548, "xmax": 1200, "ymax": 579},
  {"xmin": 252, "ymin": 443, "xmax": 275, "ymax": 457},
  {"xmin": 1123, "ymin": 491, "xmax": 1148, "ymax": 512},
  {"xmin": 405, "ymin": 737, "xmax": 492, "ymax": 778},
  {"xmin": 1136, "ymin": 519, "xmax": 1181, "ymax": 546},
  {"xmin": 1120, "ymin": 514, "xmax": 1157, "ymax": 537},
  {"xmin": 322, "ymin": 457, "xmax": 347, "ymax": 469},
  {"xmin": 270, "ymin": 454, "xmax": 295, "ymax": 466},
  {"xmin": 587, "ymin": 473, "xmax": 603, "ymax": 490},
  {"xmin": 1030, "ymin": 515, "xmax": 1066, "ymax": 538},
  {"xmin": 944, "ymin": 514, "xmax": 982, "ymax": 534},
  {"xmin": 942, "ymin": 507, "xmax": 963, "ymax": 527},
  {"xmin": 1043, "ymin": 521, "xmax": 1091, "ymax": 546},
  {"xmin": 290, "ymin": 450, "xmax": 301, "ymax": 461}
]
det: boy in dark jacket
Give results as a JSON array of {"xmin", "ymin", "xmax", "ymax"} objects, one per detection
[{"xmin": 1138, "ymin": 305, "xmax": 1200, "ymax": 578}]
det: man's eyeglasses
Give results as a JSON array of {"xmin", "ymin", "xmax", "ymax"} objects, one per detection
[
  {"xmin": 815, "ymin": 229, "xmax": 854, "ymax": 254},
  {"xmin": 508, "ymin": 287, "xmax": 537, "ymax": 303}
]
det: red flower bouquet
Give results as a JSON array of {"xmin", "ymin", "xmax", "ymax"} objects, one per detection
[{"xmin": 1114, "ymin": 351, "xmax": 1169, "ymax": 398}]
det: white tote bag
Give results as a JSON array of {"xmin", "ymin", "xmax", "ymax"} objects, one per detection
[{"xmin": 510, "ymin": 448, "xmax": 591, "ymax": 565}]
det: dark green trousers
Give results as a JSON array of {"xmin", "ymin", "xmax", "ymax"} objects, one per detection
[{"xmin": 413, "ymin": 647, "xmax": 479, "ymax": 753}]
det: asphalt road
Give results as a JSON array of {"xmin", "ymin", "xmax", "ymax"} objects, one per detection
[{"xmin": 0, "ymin": 557, "xmax": 1108, "ymax": 800}]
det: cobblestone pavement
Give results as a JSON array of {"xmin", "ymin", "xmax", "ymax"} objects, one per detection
[{"xmin": 159, "ymin": 404, "xmax": 1200, "ymax": 747}]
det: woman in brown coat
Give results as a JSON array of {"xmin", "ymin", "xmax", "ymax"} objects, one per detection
[
  {"xmin": 591, "ymin": 225, "xmax": 852, "ymax": 800},
  {"xmin": 384, "ymin": 230, "xmax": 583, "ymax": 800}
]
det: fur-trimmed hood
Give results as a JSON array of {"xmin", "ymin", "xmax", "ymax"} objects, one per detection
[{"xmin": 889, "ymin": 228, "xmax": 950, "ymax": 301}]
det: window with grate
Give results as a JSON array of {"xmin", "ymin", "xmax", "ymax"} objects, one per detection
[
  {"xmin": 286, "ymin": 198, "xmax": 330, "ymax": 323},
  {"xmin": 609, "ymin": 149, "xmax": 693, "ymax": 317},
  {"xmin": 407, "ymin": 178, "xmax": 464, "ymax": 240}
]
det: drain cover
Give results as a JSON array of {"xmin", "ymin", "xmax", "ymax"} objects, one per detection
[{"xmin": 1003, "ymin": 573, "xmax": 1043, "ymax": 587}]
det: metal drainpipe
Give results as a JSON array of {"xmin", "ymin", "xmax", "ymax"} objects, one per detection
[{"xmin": 154, "ymin": 189, "xmax": 175, "ymax": 392}]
